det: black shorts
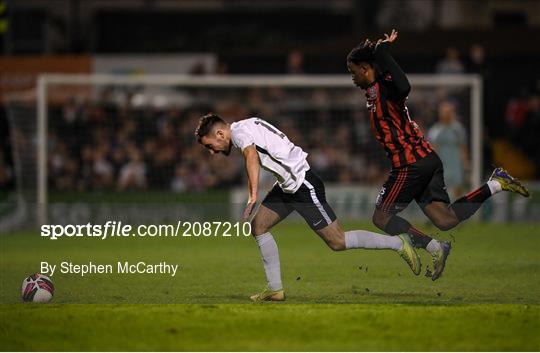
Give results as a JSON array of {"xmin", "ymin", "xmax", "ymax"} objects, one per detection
[
  {"xmin": 375, "ymin": 152, "xmax": 451, "ymax": 214},
  {"xmin": 261, "ymin": 169, "xmax": 337, "ymax": 230}
]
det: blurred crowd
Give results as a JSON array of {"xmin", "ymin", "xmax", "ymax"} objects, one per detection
[
  {"xmin": 42, "ymin": 83, "xmax": 473, "ymax": 193},
  {"xmin": 48, "ymin": 97, "xmax": 234, "ymax": 193},
  {"xmin": 46, "ymin": 88, "xmax": 375, "ymax": 192}
]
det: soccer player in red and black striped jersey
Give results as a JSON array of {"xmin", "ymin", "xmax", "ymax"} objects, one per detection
[{"xmin": 347, "ymin": 29, "xmax": 530, "ymax": 280}]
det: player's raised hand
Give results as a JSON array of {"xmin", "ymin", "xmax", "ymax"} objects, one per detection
[
  {"xmin": 243, "ymin": 197, "xmax": 257, "ymax": 221},
  {"xmin": 384, "ymin": 29, "xmax": 398, "ymax": 43},
  {"xmin": 376, "ymin": 29, "xmax": 398, "ymax": 46}
]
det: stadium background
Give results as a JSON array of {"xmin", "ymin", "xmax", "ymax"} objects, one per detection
[
  {"xmin": 0, "ymin": 0, "xmax": 539, "ymax": 351},
  {"xmin": 1, "ymin": 0, "xmax": 540, "ymax": 225}
]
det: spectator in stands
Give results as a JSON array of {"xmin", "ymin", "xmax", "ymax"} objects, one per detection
[
  {"xmin": 93, "ymin": 146, "xmax": 114, "ymax": 189},
  {"xmin": 435, "ymin": 47, "xmax": 464, "ymax": 74},
  {"xmin": 49, "ymin": 140, "xmax": 77, "ymax": 190},
  {"xmin": 467, "ymin": 44, "xmax": 489, "ymax": 75},
  {"xmin": 286, "ymin": 50, "xmax": 304, "ymax": 74},
  {"xmin": 171, "ymin": 164, "xmax": 189, "ymax": 192},
  {"xmin": 79, "ymin": 145, "xmax": 94, "ymax": 190},
  {"xmin": 118, "ymin": 148, "xmax": 147, "ymax": 190},
  {"xmin": 427, "ymin": 100, "xmax": 469, "ymax": 199},
  {"xmin": 506, "ymin": 89, "xmax": 531, "ymax": 130},
  {"xmin": 153, "ymin": 121, "xmax": 177, "ymax": 185}
]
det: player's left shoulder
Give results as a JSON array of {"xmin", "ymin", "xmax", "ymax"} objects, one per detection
[
  {"xmin": 230, "ymin": 119, "xmax": 251, "ymax": 140},
  {"xmin": 240, "ymin": 116, "xmax": 263, "ymax": 129},
  {"xmin": 231, "ymin": 118, "xmax": 254, "ymax": 132}
]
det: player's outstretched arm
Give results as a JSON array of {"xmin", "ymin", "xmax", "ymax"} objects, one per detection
[
  {"xmin": 242, "ymin": 145, "xmax": 261, "ymax": 220},
  {"xmin": 374, "ymin": 29, "xmax": 411, "ymax": 99}
]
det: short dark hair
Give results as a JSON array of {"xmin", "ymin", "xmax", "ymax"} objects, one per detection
[
  {"xmin": 195, "ymin": 113, "xmax": 226, "ymax": 142},
  {"xmin": 347, "ymin": 41, "xmax": 375, "ymax": 65}
]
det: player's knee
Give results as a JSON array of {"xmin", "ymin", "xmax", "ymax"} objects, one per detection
[
  {"xmin": 372, "ymin": 211, "xmax": 390, "ymax": 231},
  {"xmin": 433, "ymin": 218, "xmax": 457, "ymax": 231},
  {"xmin": 250, "ymin": 219, "xmax": 269, "ymax": 237}
]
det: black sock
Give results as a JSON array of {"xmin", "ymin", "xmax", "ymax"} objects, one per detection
[
  {"xmin": 451, "ymin": 184, "xmax": 492, "ymax": 221},
  {"xmin": 407, "ymin": 226, "xmax": 433, "ymax": 249},
  {"xmin": 384, "ymin": 214, "xmax": 410, "ymax": 235},
  {"xmin": 384, "ymin": 215, "xmax": 433, "ymax": 249}
]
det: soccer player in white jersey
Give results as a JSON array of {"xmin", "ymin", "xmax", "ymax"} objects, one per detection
[{"xmin": 195, "ymin": 113, "xmax": 421, "ymax": 302}]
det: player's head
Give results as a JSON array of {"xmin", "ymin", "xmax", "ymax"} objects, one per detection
[
  {"xmin": 438, "ymin": 100, "xmax": 456, "ymax": 124},
  {"xmin": 347, "ymin": 41, "xmax": 376, "ymax": 89},
  {"xmin": 195, "ymin": 113, "xmax": 232, "ymax": 156}
]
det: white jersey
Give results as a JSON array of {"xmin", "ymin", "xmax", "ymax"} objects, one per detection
[{"xmin": 230, "ymin": 118, "xmax": 310, "ymax": 193}]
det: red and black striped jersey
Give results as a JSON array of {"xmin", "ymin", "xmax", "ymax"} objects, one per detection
[{"xmin": 365, "ymin": 74, "xmax": 433, "ymax": 168}]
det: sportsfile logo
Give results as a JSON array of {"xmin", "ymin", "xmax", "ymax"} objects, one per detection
[{"xmin": 41, "ymin": 221, "xmax": 252, "ymax": 240}]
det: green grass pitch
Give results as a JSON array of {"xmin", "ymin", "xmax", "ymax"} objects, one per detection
[{"xmin": 1, "ymin": 222, "xmax": 539, "ymax": 351}]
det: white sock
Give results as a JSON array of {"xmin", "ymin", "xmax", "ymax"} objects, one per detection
[
  {"xmin": 426, "ymin": 239, "xmax": 442, "ymax": 254},
  {"xmin": 254, "ymin": 232, "xmax": 282, "ymax": 291},
  {"xmin": 487, "ymin": 180, "xmax": 502, "ymax": 194},
  {"xmin": 344, "ymin": 230, "xmax": 403, "ymax": 251}
]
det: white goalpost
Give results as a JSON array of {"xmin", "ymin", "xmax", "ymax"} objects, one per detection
[{"xmin": 33, "ymin": 74, "xmax": 483, "ymax": 225}]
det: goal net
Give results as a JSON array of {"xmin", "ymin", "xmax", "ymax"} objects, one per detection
[{"xmin": 3, "ymin": 74, "xmax": 482, "ymax": 229}]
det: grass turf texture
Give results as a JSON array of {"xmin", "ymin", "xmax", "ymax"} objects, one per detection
[{"xmin": 1, "ymin": 222, "xmax": 539, "ymax": 351}]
